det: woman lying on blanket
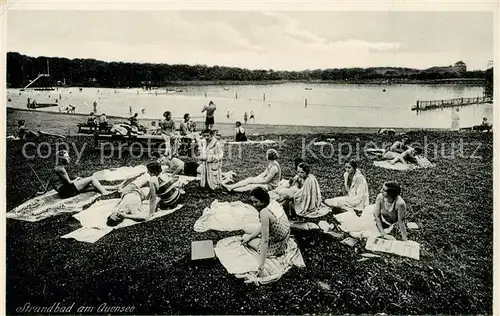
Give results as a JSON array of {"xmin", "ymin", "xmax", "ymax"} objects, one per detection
[
  {"xmin": 366, "ymin": 136, "xmax": 412, "ymax": 157},
  {"xmin": 242, "ymin": 187, "xmax": 291, "ymax": 275},
  {"xmin": 106, "ymin": 162, "xmax": 162, "ymax": 227},
  {"xmin": 324, "ymin": 160, "xmax": 369, "ymax": 212},
  {"xmin": 49, "ymin": 150, "xmax": 115, "ymax": 198},
  {"xmin": 225, "ymin": 149, "xmax": 281, "ymax": 192},
  {"xmin": 387, "ymin": 146, "xmax": 424, "ymax": 166},
  {"xmin": 282, "ymin": 162, "xmax": 323, "ymax": 219},
  {"xmin": 359, "ymin": 181, "xmax": 408, "ymax": 241},
  {"xmin": 17, "ymin": 120, "xmax": 65, "ymax": 141}
]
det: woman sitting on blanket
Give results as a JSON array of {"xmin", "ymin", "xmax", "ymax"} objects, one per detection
[
  {"xmin": 282, "ymin": 162, "xmax": 323, "ymax": 219},
  {"xmin": 270, "ymin": 157, "xmax": 305, "ymax": 200},
  {"xmin": 241, "ymin": 187, "xmax": 291, "ymax": 275},
  {"xmin": 324, "ymin": 160, "xmax": 369, "ymax": 212},
  {"xmin": 51, "ymin": 150, "xmax": 114, "ymax": 198},
  {"xmin": 161, "ymin": 111, "xmax": 180, "ymax": 155},
  {"xmin": 106, "ymin": 162, "xmax": 162, "ymax": 227},
  {"xmin": 360, "ymin": 181, "xmax": 408, "ymax": 241},
  {"xmin": 225, "ymin": 149, "xmax": 281, "ymax": 192}
]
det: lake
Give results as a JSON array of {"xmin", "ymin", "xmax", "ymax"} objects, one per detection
[{"xmin": 6, "ymin": 83, "xmax": 492, "ymax": 129}]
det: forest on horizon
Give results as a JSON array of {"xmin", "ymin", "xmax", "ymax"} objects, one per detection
[{"xmin": 7, "ymin": 52, "xmax": 492, "ymax": 89}]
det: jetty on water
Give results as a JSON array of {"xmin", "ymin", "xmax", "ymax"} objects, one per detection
[{"xmin": 412, "ymin": 96, "xmax": 493, "ymax": 112}]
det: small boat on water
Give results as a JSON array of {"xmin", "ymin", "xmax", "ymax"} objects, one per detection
[
  {"xmin": 305, "ymin": 88, "xmax": 313, "ymax": 90},
  {"xmin": 34, "ymin": 87, "xmax": 56, "ymax": 91},
  {"xmin": 223, "ymin": 87, "xmax": 230, "ymax": 91}
]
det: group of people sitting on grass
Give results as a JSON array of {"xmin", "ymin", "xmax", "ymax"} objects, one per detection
[{"xmin": 39, "ymin": 131, "xmax": 414, "ymax": 274}]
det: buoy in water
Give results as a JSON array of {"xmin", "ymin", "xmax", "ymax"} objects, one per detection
[{"xmin": 382, "ymin": 89, "xmax": 386, "ymax": 92}]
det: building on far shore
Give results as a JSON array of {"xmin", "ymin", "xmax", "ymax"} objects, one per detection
[{"xmin": 453, "ymin": 61, "xmax": 467, "ymax": 74}]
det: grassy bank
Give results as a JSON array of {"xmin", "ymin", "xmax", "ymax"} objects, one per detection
[
  {"xmin": 5, "ymin": 110, "xmax": 493, "ymax": 314},
  {"xmin": 6, "ymin": 107, "xmax": 444, "ymax": 139}
]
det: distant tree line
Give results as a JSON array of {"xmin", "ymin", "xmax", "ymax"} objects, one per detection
[{"xmin": 7, "ymin": 52, "xmax": 489, "ymax": 88}]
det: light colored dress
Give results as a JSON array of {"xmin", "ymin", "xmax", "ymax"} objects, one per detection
[
  {"xmin": 258, "ymin": 200, "xmax": 290, "ymax": 257},
  {"xmin": 325, "ymin": 169, "xmax": 369, "ymax": 211},
  {"xmin": 199, "ymin": 138, "xmax": 224, "ymax": 190}
]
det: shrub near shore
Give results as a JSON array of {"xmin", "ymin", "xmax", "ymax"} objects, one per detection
[{"xmin": 5, "ymin": 127, "xmax": 493, "ymax": 314}]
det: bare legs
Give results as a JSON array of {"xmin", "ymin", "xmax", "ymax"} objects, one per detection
[
  {"xmin": 74, "ymin": 176, "xmax": 113, "ymax": 195},
  {"xmin": 225, "ymin": 177, "xmax": 267, "ymax": 192}
]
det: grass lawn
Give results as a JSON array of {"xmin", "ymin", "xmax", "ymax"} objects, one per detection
[{"xmin": 5, "ymin": 109, "xmax": 493, "ymax": 315}]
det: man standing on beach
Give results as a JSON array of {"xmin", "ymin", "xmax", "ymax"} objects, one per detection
[
  {"xmin": 202, "ymin": 101, "xmax": 216, "ymax": 130},
  {"xmin": 93, "ymin": 101, "xmax": 98, "ymax": 113}
]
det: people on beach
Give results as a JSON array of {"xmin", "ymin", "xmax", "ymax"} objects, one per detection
[
  {"xmin": 387, "ymin": 146, "xmax": 426, "ymax": 166},
  {"xmin": 226, "ymin": 110, "xmax": 230, "ymax": 119},
  {"xmin": 202, "ymin": 101, "xmax": 216, "ymax": 130},
  {"xmin": 244, "ymin": 112, "xmax": 248, "ymax": 124},
  {"xmin": 161, "ymin": 111, "xmax": 180, "ymax": 155},
  {"xmin": 87, "ymin": 112, "xmax": 98, "ymax": 126},
  {"xmin": 106, "ymin": 162, "xmax": 162, "ymax": 227},
  {"xmin": 358, "ymin": 181, "xmax": 408, "ymax": 241},
  {"xmin": 158, "ymin": 154, "xmax": 199, "ymax": 177},
  {"xmin": 198, "ymin": 129, "xmax": 224, "ymax": 190},
  {"xmin": 129, "ymin": 106, "xmax": 133, "ymax": 116},
  {"xmin": 17, "ymin": 120, "xmax": 65, "ymax": 141},
  {"xmin": 241, "ymin": 187, "xmax": 291, "ymax": 273},
  {"xmin": 324, "ymin": 160, "xmax": 370, "ymax": 212},
  {"xmin": 98, "ymin": 113, "xmax": 108, "ymax": 131},
  {"xmin": 129, "ymin": 113, "xmax": 139, "ymax": 127},
  {"xmin": 50, "ymin": 150, "xmax": 115, "ymax": 199},
  {"xmin": 269, "ymin": 157, "xmax": 305, "ymax": 201},
  {"xmin": 366, "ymin": 136, "xmax": 412, "ymax": 158},
  {"xmin": 147, "ymin": 121, "xmax": 161, "ymax": 135},
  {"xmin": 93, "ymin": 101, "xmax": 97, "ymax": 113},
  {"xmin": 235, "ymin": 121, "xmax": 247, "ymax": 142},
  {"xmin": 180, "ymin": 113, "xmax": 197, "ymax": 136},
  {"xmin": 281, "ymin": 162, "xmax": 323, "ymax": 219},
  {"xmin": 250, "ymin": 111, "xmax": 255, "ymax": 123},
  {"xmin": 473, "ymin": 117, "xmax": 493, "ymax": 132},
  {"xmin": 225, "ymin": 149, "xmax": 281, "ymax": 193}
]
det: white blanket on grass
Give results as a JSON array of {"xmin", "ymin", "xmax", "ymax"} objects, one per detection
[
  {"xmin": 6, "ymin": 165, "xmax": 199, "ymax": 222},
  {"xmin": 194, "ymin": 200, "xmax": 260, "ymax": 232},
  {"xmin": 373, "ymin": 157, "xmax": 435, "ymax": 171},
  {"xmin": 61, "ymin": 198, "xmax": 183, "ymax": 243},
  {"xmin": 214, "ymin": 236, "xmax": 305, "ymax": 285}
]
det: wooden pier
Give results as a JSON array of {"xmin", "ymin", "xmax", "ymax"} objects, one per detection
[{"xmin": 412, "ymin": 96, "xmax": 493, "ymax": 112}]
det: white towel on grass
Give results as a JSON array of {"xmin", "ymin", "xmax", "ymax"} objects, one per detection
[
  {"xmin": 214, "ymin": 236, "xmax": 305, "ymax": 285},
  {"xmin": 194, "ymin": 200, "xmax": 260, "ymax": 232},
  {"xmin": 61, "ymin": 198, "xmax": 183, "ymax": 243}
]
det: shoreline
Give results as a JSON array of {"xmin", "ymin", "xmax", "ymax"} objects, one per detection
[
  {"xmin": 6, "ymin": 107, "xmax": 448, "ymax": 137},
  {"xmin": 7, "ymin": 78, "xmax": 485, "ymax": 89}
]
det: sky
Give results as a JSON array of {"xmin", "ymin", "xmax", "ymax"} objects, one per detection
[{"xmin": 6, "ymin": 10, "xmax": 494, "ymax": 71}]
